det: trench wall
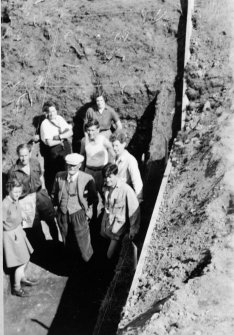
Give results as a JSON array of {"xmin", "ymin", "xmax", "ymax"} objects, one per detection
[{"xmin": 117, "ymin": 0, "xmax": 194, "ymax": 331}]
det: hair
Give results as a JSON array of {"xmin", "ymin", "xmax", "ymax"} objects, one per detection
[
  {"xmin": 84, "ymin": 119, "xmax": 100, "ymax": 131},
  {"xmin": 109, "ymin": 130, "xmax": 127, "ymax": 144},
  {"xmin": 6, "ymin": 178, "xmax": 22, "ymax": 193},
  {"xmin": 16, "ymin": 143, "xmax": 32, "ymax": 155},
  {"xmin": 42, "ymin": 100, "xmax": 59, "ymax": 114},
  {"xmin": 102, "ymin": 163, "xmax": 118, "ymax": 178}
]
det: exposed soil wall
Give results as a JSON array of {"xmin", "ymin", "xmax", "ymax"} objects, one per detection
[
  {"xmin": 118, "ymin": 1, "xmax": 234, "ymax": 334},
  {"xmin": 2, "ymin": 0, "xmax": 182, "ymax": 168},
  {"xmin": 2, "ymin": 1, "xmax": 186, "ymax": 334}
]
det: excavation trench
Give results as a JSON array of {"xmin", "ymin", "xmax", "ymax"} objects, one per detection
[
  {"xmin": 3, "ymin": 0, "xmax": 234, "ymax": 333},
  {"xmin": 3, "ymin": 1, "xmax": 188, "ymax": 334},
  {"xmin": 93, "ymin": 4, "xmax": 188, "ymax": 335}
]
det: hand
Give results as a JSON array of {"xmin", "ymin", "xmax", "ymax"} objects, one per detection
[
  {"xmin": 33, "ymin": 134, "xmax": 40, "ymax": 142},
  {"xmin": 21, "ymin": 211, "xmax": 28, "ymax": 222}
]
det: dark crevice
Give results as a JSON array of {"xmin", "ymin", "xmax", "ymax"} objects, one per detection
[
  {"xmin": 118, "ymin": 293, "xmax": 174, "ymax": 334},
  {"xmin": 183, "ymin": 249, "xmax": 212, "ymax": 283}
]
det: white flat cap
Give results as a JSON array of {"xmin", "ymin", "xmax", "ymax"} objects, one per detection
[{"xmin": 65, "ymin": 153, "xmax": 84, "ymax": 165}]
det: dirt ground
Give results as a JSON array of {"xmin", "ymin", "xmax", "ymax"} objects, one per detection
[{"xmin": 118, "ymin": 0, "xmax": 234, "ymax": 334}]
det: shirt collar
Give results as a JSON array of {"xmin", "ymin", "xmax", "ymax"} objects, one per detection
[
  {"xmin": 7, "ymin": 195, "xmax": 17, "ymax": 204},
  {"xmin": 115, "ymin": 178, "xmax": 121, "ymax": 188},
  {"xmin": 116, "ymin": 150, "xmax": 128, "ymax": 163},
  {"xmin": 67, "ymin": 171, "xmax": 79, "ymax": 183},
  {"xmin": 15, "ymin": 159, "xmax": 31, "ymax": 171}
]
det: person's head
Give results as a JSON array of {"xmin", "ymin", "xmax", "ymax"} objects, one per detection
[
  {"xmin": 65, "ymin": 153, "xmax": 84, "ymax": 176},
  {"xmin": 110, "ymin": 131, "xmax": 127, "ymax": 157},
  {"xmin": 85, "ymin": 119, "xmax": 100, "ymax": 140},
  {"xmin": 16, "ymin": 144, "xmax": 31, "ymax": 166},
  {"xmin": 96, "ymin": 95, "xmax": 105, "ymax": 111},
  {"xmin": 42, "ymin": 101, "xmax": 59, "ymax": 121},
  {"xmin": 6, "ymin": 178, "xmax": 23, "ymax": 201},
  {"xmin": 102, "ymin": 163, "xmax": 118, "ymax": 188}
]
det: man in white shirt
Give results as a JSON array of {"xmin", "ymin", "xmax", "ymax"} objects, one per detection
[
  {"xmin": 40, "ymin": 101, "xmax": 73, "ymax": 194},
  {"xmin": 109, "ymin": 131, "xmax": 143, "ymax": 202}
]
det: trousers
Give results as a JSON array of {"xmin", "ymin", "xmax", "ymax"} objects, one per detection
[{"xmin": 57, "ymin": 209, "xmax": 93, "ymax": 262}]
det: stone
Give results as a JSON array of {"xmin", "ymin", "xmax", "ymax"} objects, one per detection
[
  {"xmin": 186, "ymin": 88, "xmax": 200, "ymax": 100},
  {"xmin": 202, "ymin": 100, "xmax": 211, "ymax": 112}
]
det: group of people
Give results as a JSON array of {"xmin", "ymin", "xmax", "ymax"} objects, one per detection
[{"xmin": 3, "ymin": 94, "xmax": 143, "ymax": 298}]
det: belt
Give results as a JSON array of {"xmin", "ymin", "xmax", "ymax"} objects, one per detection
[
  {"xmin": 100, "ymin": 129, "xmax": 110, "ymax": 132},
  {"xmin": 68, "ymin": 194, "xmax": 77, "ymax": 197},
  {"xmin": 86, "ymin": 165, "xmax": 104, "ymax": 171}
]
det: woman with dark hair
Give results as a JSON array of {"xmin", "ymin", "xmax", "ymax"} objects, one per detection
[
  {"xmin": 40, "ymin": 100, "xmax": 73, "ymax": 193},
  {"xmin": 85, "ymin": 95, "xmax": 122, "ymax": 139},
  {"xmin": 3, "ymin": 179, "xmax": 37, "ymax": 297}
]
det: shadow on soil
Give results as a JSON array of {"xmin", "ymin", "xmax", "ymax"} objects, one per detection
[{"xmin": 42, "ymin": 218, "xmax": 117, "ymax": 335}]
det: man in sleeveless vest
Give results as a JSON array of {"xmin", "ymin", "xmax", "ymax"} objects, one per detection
[
  {"xmin": 80, "ymin": 119, "xmax": 114, "ymax": 196},
  {"xmin": 51, "ymin": 153, "xmax": 99, "ymax": 262}
]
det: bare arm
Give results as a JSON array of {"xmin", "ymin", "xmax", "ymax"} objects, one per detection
[
  {"xmin": 103, "ymin": 137, "xmax": 115, "ymax": 163},
  {"xmin": 116, "ymin": 120, "xmax": 122, "ymax": 130},
  {"xmin": 59, "ymin": 127, "xmax": 73, "ymax": 139},
  {"xmin": 79, "ymin": 137, "xmax": 86, "ymax": 170},
  {"xmin": 40, "ymin": 174, "xmax": 46, "ymax": 190},
  {"xmin": 53, "ymin": 127, "xmax": 73, "ymax": 141}
]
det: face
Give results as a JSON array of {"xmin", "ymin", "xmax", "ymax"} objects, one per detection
[
  {"xmin": 18, "ymin": 148, "xmax": 30, "ymax": 166},
  {"xmin": 96, "ymin": 96, "xmax": 105, "ymax": 110},
  {"xmin": 10, "ymin": 186, "xmax": 22, "ymax": 201},
  {"xmin": 87, "ymin": 125, "xmax": 99, "ymax": 140},
  {"xmin": 105, "ymin": 173, "xmax": 117, "ymax": 188},
  {"xmin": 112, "ymin": 140, "xmax": 126, "ymax": 157},
  {"xmin": 47, "ymin": 106, "xmax": 57, "ymax": 120},
  {"xmin": 67, "ymin": 163, "xmax": 80, "ymax": 176}
]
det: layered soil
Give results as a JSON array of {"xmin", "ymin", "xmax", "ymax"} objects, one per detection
[{"xmin": 118, "ymin": 1, "xmax": 234, "ymax": 334}]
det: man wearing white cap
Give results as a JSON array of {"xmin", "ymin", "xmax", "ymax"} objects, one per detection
[{"xmin": 51, "ymin": 153, "xmax": 98, "ymax": 262}]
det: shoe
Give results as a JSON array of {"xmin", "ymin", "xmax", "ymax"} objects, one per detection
[
  {"xmin": 12, "ymin": 288, "xmax": 30, "ymax": 297},
  {"xmin": 21, "ymin": 278, "xmax": 39, "ymax": 286}
]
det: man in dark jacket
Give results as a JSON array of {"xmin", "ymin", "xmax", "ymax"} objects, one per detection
[
  {"xmin": 51, "ymin": 153, "xmax": 99, "ymax": 262},
  {"xmin": 8, "ymin": 143, "xmax": 59, "ymax": 245}
]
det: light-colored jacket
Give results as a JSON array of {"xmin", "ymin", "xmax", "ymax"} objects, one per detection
[{"xmin": 102, "ymin": 179, "xmax": 140, "ymax": 239}]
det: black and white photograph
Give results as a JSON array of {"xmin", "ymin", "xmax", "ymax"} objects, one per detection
[{"xmin": 1, "ymin": 0, "xmax": 234, "ymax": 334}]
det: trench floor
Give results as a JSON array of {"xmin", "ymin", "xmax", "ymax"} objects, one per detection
[{"xmin": 4, "ymin": 222, "xmax": 115, "ymax": 335}]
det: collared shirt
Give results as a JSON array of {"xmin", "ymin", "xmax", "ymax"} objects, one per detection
[
  {"xmin": 115, "ymin": 150, "xmax": 143, "ymax": 201},
  {"xmin": 103, "ymin": 179, "xmax": 140, "ymax": 237},
  {"xmin": 8, "ymin": 158, "xmax": 42, "ymax": 199},
  {"xmin": 40, "ymin": 115, "xmax": 72, "ymax": 144},
  {"xmin": 85, "ymin": 105, "xmax": 119, "ymax": 131},
  {"xmin": 67, "ymin": 171, "xmax": 79, "ymax": 183}
]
